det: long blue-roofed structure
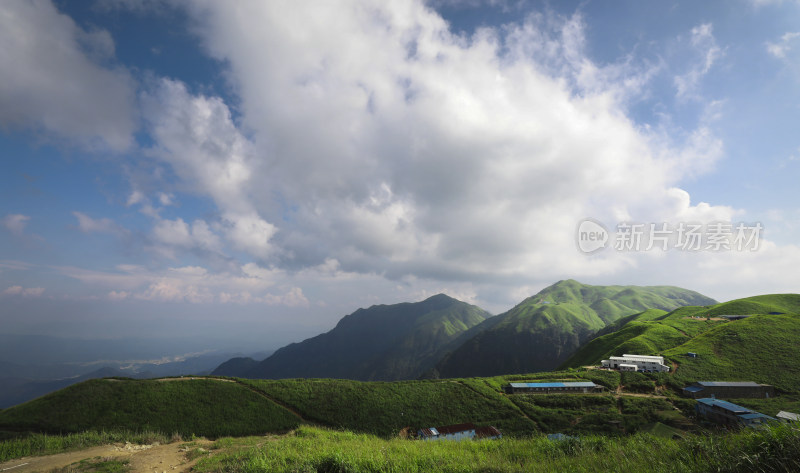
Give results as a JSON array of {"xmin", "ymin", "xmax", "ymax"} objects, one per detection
[
  {"xmin": 696, "ymin": 398, "xmax": 776, "ymax": 428},
  {"xmin": 506, "ymin": 381, "xmax": 603, "ymax": 394}
]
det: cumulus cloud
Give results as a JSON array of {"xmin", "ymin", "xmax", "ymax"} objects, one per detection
[
  {"xmin": 140, "ymin": 79, "xmax": 277, "ymax": 259},
  {"xmin": 0, "ymin": 0, "xmax": 136, "ymax": 150},
  {"xmin": 73, "ymin": 212, "xmax": 129, "ymax": 236},
  {"xmin": 1, "ymin": 285, "xmax": 45, "ymax": 297},
  {"xmin": 153, "ymin": 1, "xmax": 730, "ymax": 287},
  {"xmin": 766, "ymin": 31, "xmax": 800, "ymax": 58},
  {"xmin": 2, "ymin": 214, "xmax": 30, "ymax": 236},
  {"xmin": 59, "ymin": 262, "xmax": 307, "ymax": 306},
  {"xmin": 151, "ymin": 217, "xmax": 223, "ymax": 253},
  {"xmin": 108, "ymin": 290, "xmax": 130, "ymax": 300}
]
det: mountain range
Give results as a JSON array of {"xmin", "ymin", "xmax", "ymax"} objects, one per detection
[
  {"xmin": 215, "ymin": 293, "xmax": 491, "ymax": 380},
  {"xmin": 214, "ymin": 280, "xmax": 717, "ymax": 380}
]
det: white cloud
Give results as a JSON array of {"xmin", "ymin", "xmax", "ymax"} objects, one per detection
[
  {"xmin": 0, "ymin": 0, "xmax": 136, "ymax": 150},
  {"xmin": 766, "ymin": 31, "xmax": 800, "ymax": 59},
  {"xmin": 674, "ymin": 23, "xmax": 723, "ymax": 100},
  {"xmin": 261, "ymin": 287, "xmax": 309, "ymax": 307},
  {"xmin": 152, "ymin": 218, "xmax": 192, "ymax": 247},
  {"xmin": 150, "ymin": 217, "xmax": 224, "ymax": 258},
  {"xmin": 165, "ymin": 1, "xmax": 731, "ymax": 287},
  {"xmin": 108, "ymin": 290, "xmax": 130, "ymax": 301},
  {"xmin": 1, "ymin": 285, "xmax": 45, "ymax": 297},
  {"xmin": 140, "ymin": 79, "xmax": 278, "ymax": 259},
  {"xmin": 220, "ymin": 286, "xmax": 309, "ymax": 307},
  {"xmin": 73, "ymin": 211, "xmax": 129, "ymax": 236},
  {"xmin": 220, "ymin": 213, "xmax": 277, "ymax": 259},
  {"xmin": 157, "ymin": 192, "xmax": 175, "ymax": 206},
  {"xmin": 2, "ymin": 214, "xmax": 30, "ymax": 236},
  {"xmin": 126, "ymin": 190, "xmax": 146, "ymax": 207},
  {"xmin": 58, "ymin": 262, "xmax": 306, "ymax": 306}
]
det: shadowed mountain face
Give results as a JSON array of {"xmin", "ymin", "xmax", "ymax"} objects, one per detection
[
  {"xmin": 434, "ymin": 280, "xmax": 717, "ymax": 378},
  {"xmin": 242, "ymin": 294, "xmax": 491, "ymax": 381}
]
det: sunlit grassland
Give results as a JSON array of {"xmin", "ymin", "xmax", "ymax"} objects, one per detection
[
  {"xmin": 665, "ymin": 314, "xmax": 800, "ymax": 392},
  {"xmin": 194, "ymin": 425, "xmax": 800, "ymax": 473}
]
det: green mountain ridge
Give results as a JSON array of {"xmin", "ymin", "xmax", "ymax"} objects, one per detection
[
  {"xmin": 238, "ymin": 293, "xmax": 491, "ymax": 381},
  {"xmin": 435, "ymin": 280, "xmax": 716, "ymax": 378}
]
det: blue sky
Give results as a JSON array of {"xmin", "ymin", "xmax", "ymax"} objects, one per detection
[{"xmin": 1, "ymin": 0, "xmax": 799, "ymax": 350}]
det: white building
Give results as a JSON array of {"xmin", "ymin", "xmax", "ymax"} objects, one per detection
[
  {"xmin": 418, "ymin": 423, "xmax": 477, "ymax": 441},
  {"xmin": 601, "ymin": 354, "xmax": 670, "ymax": 372},
  {"xmin": 777, "ymin": 411, "xmax": 800, "ymax": 423}
]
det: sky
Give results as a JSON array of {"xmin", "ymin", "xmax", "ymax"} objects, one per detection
[{"xmin": 1, "ymin": 0, "xmax": 799, "ymax": 351}]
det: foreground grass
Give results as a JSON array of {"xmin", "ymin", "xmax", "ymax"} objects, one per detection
[
  {"xmin": 194, "ymin": 425, "xmax": 800, "ymax": 473},
  {"xmin": 0, "ymin": 430, "xmax": 168, "ymax": 463}
]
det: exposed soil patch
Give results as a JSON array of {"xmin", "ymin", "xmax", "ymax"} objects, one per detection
[{"xmin": 0, "ymin": 439, "xmax": 213, "ymax": 473}]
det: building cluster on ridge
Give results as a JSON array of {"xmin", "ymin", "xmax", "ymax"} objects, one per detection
[
  {"xmin": 600, "ymin": 354, "xmax": 671, "ymax": 372},
  {"xmin": 415, "ymin": 351, "xmax": 798, "ymax": 440}
]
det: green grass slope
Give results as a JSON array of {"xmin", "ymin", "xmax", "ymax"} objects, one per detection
[
  {"xmin": 665, "ymin": 312, "xmax": 800, "ymax": 392},
  {"xmin": 240, "ymin": 378, "xmax": 536, "ymax": 437},
  {"xmin": 560, "ymin": 309, "xmax": 723, "ymax": 369},
  {"xmin": 244, "ymin": 294, "xmax": 491, "ymax": 381},
  {"xmin": 562, "ymin": 294, "xmax": 800, "ymax": 387},
  {"xmin": 0, "ymin": 378, "xmax": 300, "ymax": 437},
  {"xmin": 436, "ymin": 280, "xmax": 715, "ymax": 377}
]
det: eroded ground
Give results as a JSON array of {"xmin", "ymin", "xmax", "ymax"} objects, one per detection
[{"xmin": 0, "ymin": 439, "xmax": 214, "ymax": 473}]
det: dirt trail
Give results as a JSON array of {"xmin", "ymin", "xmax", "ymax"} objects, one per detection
[
  {"xmin": 229, "ymin": 380, "xmax": 309, "ymax": 423},
  {"xmin": 0, "ymin": 440, "xmax": 213, "ymax": 473}
]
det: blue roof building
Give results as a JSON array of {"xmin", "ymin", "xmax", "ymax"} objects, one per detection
[
  {"xmin": 506, "ymin": 381, "xmax": 603, "ymax": 394},
  {"xmin": 696, "ymin": 398, "xmax": 776, "ymax": 428},
  {"xmin": 682, "ymin": 381, "xmax": 774, "ymax": 399}
]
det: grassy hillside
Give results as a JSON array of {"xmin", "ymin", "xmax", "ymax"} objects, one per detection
[
  {"xmin": 665, "ymin": 313, "xmax": 800, "ymax": 392},
  {"xmin": 561, "ymin": 294, "xmax": 800, "ymax": 395},
  {"xmin": 436, "ymin": 280, "xmax": 715, "ymax": 377},
  {"xmin": 0, "ymin": 369, "xmax": 700, "ymax": 440},
  {"xmin": 0, "ymin": 378, "xmax": 300, "ymax": 437},
  {"xmin": 244, "ymin": 294, "xmax": 491, "ymax": 381},
  {"xmin": 240, "ymin": 378, "xmax": 536, "ymax": 437},
  {"xmin": 560, "ymin": 309, "xmax": 725, "ymax": 369}
]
